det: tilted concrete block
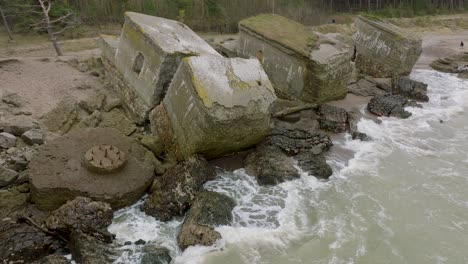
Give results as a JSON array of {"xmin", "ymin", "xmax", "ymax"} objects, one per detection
[
  {"xmin": 238, "ymin": 14, "xmax": 353, "ymax": 104},
  {"xmin": 151, "ymin": 55, "xmax": 277, "ymax": 159},
  {"xmin": 353, "ymin": 16, "xmax": 422, "ymax": 77},
  {"xmin": 109, "ymin": 12, "xmax": 219, "ymax": 123}
]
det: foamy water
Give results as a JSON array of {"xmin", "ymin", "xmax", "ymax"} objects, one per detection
[{"xmin": 109, "ymin": 70, "xmax": 468, "ymax": 264}]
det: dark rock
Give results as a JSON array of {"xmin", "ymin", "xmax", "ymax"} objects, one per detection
[
  {"xmin": 352, "ymin": 131, "xmax": 370, "ymax": 141},
  {"xmin": 2, "ymin": 92, "xmax": 23, "ymax": 107},
  {"xmin": 393, "ymin": 77, "xmax": 429, "ymax": 102},
  {"xmin": 70, "ymin": 229, "xmax": 115, "ymax": 264},
  {"xmin": 8, "ymin": 156, "xmax": 29, "ymax": 172},
  {"xmin": 22, "ymin": 129, "xmax": 45, "ymax": 145},
  {"xmin": 318, "ymin": 104, "xmax": 348, "ymax": 133},
  {"xmin": 0, "ymin": 132, "xmax": 17, "ymax": 149},
  {"xmin": 177, "ymin": 191, "xmax": 235, "ymax": 250},
  {"xmin": 367, "ymin": 95, "xmax": 411, "ymax": 119},
  {"xmin": 458, "ymin": 71, "xmax": 468, "ymax": 79},
  {"xmin": 0, "ymin": 219, "xmax": 63, "ymax": 263},
  {"xmin": 1, "ymin": 115, "xmax": 39, "ymax": 136},
  {"xmin": 0, "ymin": 165, "xmax": 19, "ymax": 187},
  {"xmin": 405, "ymin": 100, "xmax": 423, "ymax": 108},
  {"xmin": 124, "ymin": 241, "xmax": 132, "ymax": 246},
  {"xmin": 277, "ymin": 112, "xmax": 301, "ymax": 123},
  {"xmin": 32, "ymin": 253, "xmax": 70, "ymax": 264},
  {"xmin": 430, "ymin": 58, "xmax": 459, "ymax": 73},
  {"xmin": 244, "ymin": 145, "xmax": 299, "ymax": 186},
  {"xmin": 347, "ymin": 78, "xmax": 388, "ymax": 97},
  {"xmin": 143, "ymin": 156, "xmax": 216, "ymax": 221},
  {"xmin": 15, "ymin": 170, "xmax": 30, "ymax": 185},
  {"xmin": 296, "ymin": 152, "xmax": 333, "ymax": 179},
  {"xmin": 0, "ymin": 187, "xmax": 29, "ymax": 219},
  {"xmin": 135, "ymin": 239, "xmax": 146, "ymax": 245},
  {"xmin": 45, "ymin": 197, "xmax": 113, "ymax": 234},
  {"xmin": 141, "ymin": 245, "xmax": 172, "ymax": 264},
  {"xmin": 390, "ymin": 107, "xmax": 412, "ymax": 119},
  {"xmin": 262, "ymin": 128, "xmax": 333, "ymax": 155}
]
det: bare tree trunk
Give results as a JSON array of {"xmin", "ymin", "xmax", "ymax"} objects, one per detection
[
  {"xmin": 0, "ymin": 6, "xmax": 13, "ymax": 41},
  {"xmin": 38, "ymin": 0, "xmax": 63, "ymax": 56}
]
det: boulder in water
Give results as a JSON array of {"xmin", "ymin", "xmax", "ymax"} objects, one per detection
[
  {"xmin": 367, "ymin": 94, "xmax": 411, "ymax": 119},
  {"xmin": 296, "ymin": 152, "xmax": 333, "ymax": 179},
  {"xmin": 245, "ymin": 145, "xmax": 300, "ymax": 186},
  {"xmin": 177, "ymin": 191, "xmax": 235, "ymax": 250},
  {"xmin": 317, "ymin": 104, "xmax": 349, "ymax": 133},
  {"xmin": 393, "ymin": 77, "xmax": 429, "ymax": 102},
  {"xmin": 45, "ymin": 197, "xmax": 113, "ymax": 234},
  {"xmin": 69, "ymin": 229, "xmax": 115, "ymax": 264},
  {"xmin": 141, "ymin": 244, "xmax": 172, "ymax": 264},
  {"xmin": 143, "ymin": 156, "xmax": 216, "ymax": 221}
]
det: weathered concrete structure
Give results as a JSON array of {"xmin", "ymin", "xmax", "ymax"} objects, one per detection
[
  {"xmin": 100, "ymin": 12, "xmax": 220, "ymax": 123},
  {"xmin": 30, "ymin": 128, "xmax": 155, "ymax": 210},
  {"xmin": 238, "ymin": 14, "xmax": 353, "ymax": 103},
  {"xmin": 353, "ymin": 16, "xmax": 422, "ymax": 77},
  {"xmin": 151, "ymin": 55, "xmax": 276, "ymax": 159}
]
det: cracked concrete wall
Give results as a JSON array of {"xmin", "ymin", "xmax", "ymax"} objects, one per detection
[
  {"xmin": 110, "ymin": 12, "xmax": 220, "ymax": 123},
  {"xmin": 238, "ymin": 14, "xmax": 352, "ymax": 103},
  {"xmin": 153, "ymin": 55, "xmax": 276, "ymax": 159},
  {"xmin": 353, "ymin": 16, "xmax": 422, "ymax": 77}
]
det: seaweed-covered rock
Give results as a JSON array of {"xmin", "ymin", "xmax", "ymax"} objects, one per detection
[
  {"xmin": 177, "ymin": 191, "xmax": 235, "ymax": 250},
  {"xmin": 0, "ymin": 187, "xmax": 29, "ymax": 219},
  {"xmin": 0, "ymin": 219, "xmax": 63, "ymax": 263},
  {"xmin": 367, "ymin": 94, "xmax": 411, "ymax": 118},
  {"xmin": 318, "ymin": 104, "xmax": 349, "ymax": 133},
  {"xmin": 32, "ymin": 254, "xmax": 70, "ymax": 264},
  {"xmin": 296, "ymin": 152, "xmax": 333, "ymax": 179},
  {"xmin": 393, "ymin": 77, "xmax": 429, "ymax": 102},
  {"xmin": 262, "ymin": 128, "xmax": 333, "ymax": 155},
  {"xmin": 70, "ymin": 229, "xmax": 115, "ymax": 264},
  {"xmin": 143, "ymin": 156, "xmax": 216, "ymax": 221},
  {"xmin": 245, "ymin": 145, "xmax": 299, "ymax": 186},
  {"xmin": 45, "ymin": 197, "xmax": 113, "ymax": 233},
  {"xmin": 141, "ymin": 245, "xmax": 172, "ymax": 264}
]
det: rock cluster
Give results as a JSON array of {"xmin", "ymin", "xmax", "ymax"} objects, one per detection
[
  {"xmin": 245, "ymin": 128, "xmax": 333, "ymax": 185},
  {"xmin": 177, "ymin": 191, "xmax": 236, "ymax": 250},
  {"xmin": 143, "ymin": 156, "xmax": 216, "ymax": 221},
  {"xmin": 367, "ymin": 94, "xmax": 412, "ymax": 118}
]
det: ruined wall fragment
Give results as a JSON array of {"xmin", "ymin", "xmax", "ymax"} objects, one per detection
[
  {"xmin": 238, "ymin": 14, "xmax": 353, "ymax": 103},
  {"xmin": 353, "ymin": 16, "xmax": 422, "ymax": 77}
]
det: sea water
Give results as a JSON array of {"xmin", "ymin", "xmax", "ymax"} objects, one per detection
[{"xmin": 109, "ymin": 69, "xmax": 468, "ymax": 264}]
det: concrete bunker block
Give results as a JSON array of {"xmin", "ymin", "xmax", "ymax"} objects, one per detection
[
  {"xmin": 152, "ymin": 55, "xmax": 277, "ymax": 159},
  {"xmin": 113, "ymin": 12, "xmax": 220, "ymax": 123},
  {"xmin": 353, "ymin": 16, "xmax": 422, "ymax": 77},
  {"xmin": 238, "ymin": 14, "xmax": 353, "ymax": 104}
]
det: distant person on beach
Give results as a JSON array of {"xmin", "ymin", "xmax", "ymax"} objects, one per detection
[
  {"xmin": 331, "ymin": 18, "xmax": 336, "ymax": 24},
  {"xmin": 461, "ymin": 41, "xmax": 464, "ymax": 49}
]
